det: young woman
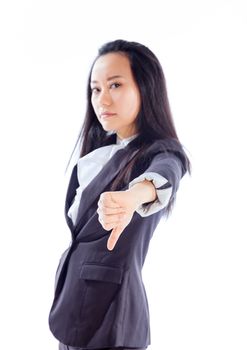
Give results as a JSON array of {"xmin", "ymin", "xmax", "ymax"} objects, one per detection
[{"xmin": 48, "ymin": 39, "xmax": 191, "ymax": 350}]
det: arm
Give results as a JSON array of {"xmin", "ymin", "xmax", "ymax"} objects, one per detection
[
  {"xmin": 127, "ymin": 150, "xmax": 183, "ymax": 216},
  {"xmin": 127, "ymin": 177, "xmax": 157, "ymax": 204},
  {"xmin": 97, "ymin": 151, "xmax": 184, "ymax": 250},
  {"xmin": 127, "ymin": 172, "xmax": 173, "ymax": 217}
]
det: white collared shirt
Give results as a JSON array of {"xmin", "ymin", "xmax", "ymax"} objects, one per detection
[{"xmin": 67, "ymin": 133, "xmax": 172, "ymax": 224}]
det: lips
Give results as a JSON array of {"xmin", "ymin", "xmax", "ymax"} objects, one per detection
[{"xmin": 100, "ymin": 112, "xmax": 117, "ymax": 118}]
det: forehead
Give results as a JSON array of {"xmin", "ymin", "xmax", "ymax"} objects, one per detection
[{"xmin": 91, "ymin": 52, "xmax": 132, "ymax": 82}]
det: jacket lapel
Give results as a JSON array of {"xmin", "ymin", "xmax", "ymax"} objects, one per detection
[
  {"xmin": 73, "ymin": 146, "xmax": 139, "ymax": 235},
  {"xmin": 64, "ymin": 163, "xmax": 79, "ymax": 232},
  {"xmin": 64, "ymin": 142, "xmax": 139, "ymax": 236}
]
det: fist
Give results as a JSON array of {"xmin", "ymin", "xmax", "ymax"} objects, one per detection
[{"xmin": 97, "ymin": 190, "xmax": 140, "ymax": 251}]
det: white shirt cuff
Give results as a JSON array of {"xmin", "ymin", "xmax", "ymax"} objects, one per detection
[{"xmin": 128, "ymin": 172, "xmax": 173, "ymax": 217}]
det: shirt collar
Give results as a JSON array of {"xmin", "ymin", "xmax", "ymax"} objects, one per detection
[{"xmin": 116, "ymin": 133, "xmax": 139, "ymax": 146}]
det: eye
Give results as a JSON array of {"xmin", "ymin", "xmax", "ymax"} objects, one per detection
[
  {"xmin": 110, "ymin": 82, "xmax": 121, "ymax": 89},
  {"xmin": 91, "ymin": 87, "xmax": 100, "ymax": 93},
  {"xmin": 90, "ymin": 82, "xmax": 121, "ymax": 94}
]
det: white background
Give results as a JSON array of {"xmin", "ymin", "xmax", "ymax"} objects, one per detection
[{"xmin": 0, "ymin": 0, "xmax": 246, "ymax": 349}]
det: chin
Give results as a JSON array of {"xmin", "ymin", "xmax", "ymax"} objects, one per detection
[
  {"xmin": 101, "ymin": 126, "xmax": 116, "ymax": 133},
  {"xmin": 101, "ymin": 125, "xmax": 112, "ymax": 130}
]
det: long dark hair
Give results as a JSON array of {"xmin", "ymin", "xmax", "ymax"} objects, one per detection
[{"xmin": 66, "ymin": 39, "xmax": 192, "ymax": 218}]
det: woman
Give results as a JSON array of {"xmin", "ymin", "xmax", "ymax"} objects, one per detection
[{"xmin": 48, "ymin": 39, "xmax": 192, "ymax": 350}]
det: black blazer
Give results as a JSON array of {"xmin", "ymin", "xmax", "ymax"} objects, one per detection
[{"xmin": 48, "ymin": 137, "xmax": 187, "ymax": 349}]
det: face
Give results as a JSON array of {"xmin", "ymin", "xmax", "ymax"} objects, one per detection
[{"xmin": 90, "ymin": 52, "xmax": 141, "ymax": 139}]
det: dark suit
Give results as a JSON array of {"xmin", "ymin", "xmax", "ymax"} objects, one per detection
[{"xmin": 48, "ymin": 137, "xmax": 187, "ymax": 349}]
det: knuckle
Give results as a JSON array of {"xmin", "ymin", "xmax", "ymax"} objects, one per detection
[
  {"xmin": 100, "ymin": 221, "xmax": 106, "ymax": 229},
  {"xmin": 102, "ymin": 206, "xmax": 107, "ymax": 214},
  {"xmin": 104, "ymin": 207, "xmax": 110, "ymax": 214},
  {"xmin": 105, "ymin": 223, "xmax": 112, "ymax": 230},
  {"xmin": 100, "ymin": 192, "xmax": 108, "ymax": 201},
  {"xmin": 101, "ymin": 199, "xmax": 107, "ymax": 207}
]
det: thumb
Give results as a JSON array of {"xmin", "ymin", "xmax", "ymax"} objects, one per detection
[{"xmin": 107, "ymin": 225, "xmax": 124, "ymax": 251}]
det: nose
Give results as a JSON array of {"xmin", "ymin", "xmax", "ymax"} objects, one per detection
[{"xmin": 98, "ymin": 88, "xmax": 112, "ymax": 107}]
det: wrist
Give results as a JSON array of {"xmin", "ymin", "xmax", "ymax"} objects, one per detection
[{"xmin": 126, "ymin": 179, "xmax": 157, "ymax": 207}]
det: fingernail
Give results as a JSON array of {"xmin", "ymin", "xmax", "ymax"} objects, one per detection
[{"xmin": 107, "ymin": 242, "xmax": 113, "ymax": 251}]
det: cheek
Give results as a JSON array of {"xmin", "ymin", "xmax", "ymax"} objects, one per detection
[
  {"xmin": 91, "ymin": 96, "xmax": 97, "ymax": 111},
  {"xmin": 116, "ymin": 89, "xmax": 140, "ymax": 111},
  {"xmin": 124, "ymin": 89, "xmax": 141, "ymax": 115}
]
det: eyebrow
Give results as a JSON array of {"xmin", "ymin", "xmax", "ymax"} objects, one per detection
[{"xmin": 90, "ymin": 75, "xmax": 124, "ymax": 84}]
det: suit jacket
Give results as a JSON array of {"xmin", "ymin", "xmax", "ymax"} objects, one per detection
[{"xmin": 48, "ymin": 137, "xmax": 187, "ymax": 348}]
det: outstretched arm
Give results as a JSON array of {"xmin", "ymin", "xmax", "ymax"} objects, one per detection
[{"xmin": 97, "ymin": 151, "xmax": 184, "ymax": 251}]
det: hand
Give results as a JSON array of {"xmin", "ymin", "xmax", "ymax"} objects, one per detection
[{"xmin": 97, "ymin": 190, "xmax": 140, "ymax": 251}]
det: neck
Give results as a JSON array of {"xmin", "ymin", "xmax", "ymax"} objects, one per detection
[{"xmin": 117, "ymin": 132, "xmax": 139, "ymax": 141}]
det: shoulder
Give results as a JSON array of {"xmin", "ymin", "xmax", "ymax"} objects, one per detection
[{"xmin": 144, "ymin": 138, "xmax": 188, "ymax": 177}]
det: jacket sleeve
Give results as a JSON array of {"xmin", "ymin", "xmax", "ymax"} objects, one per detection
[{"xmin": 128, "ymin": 151, "xmax": 184, "ymax": 217}]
